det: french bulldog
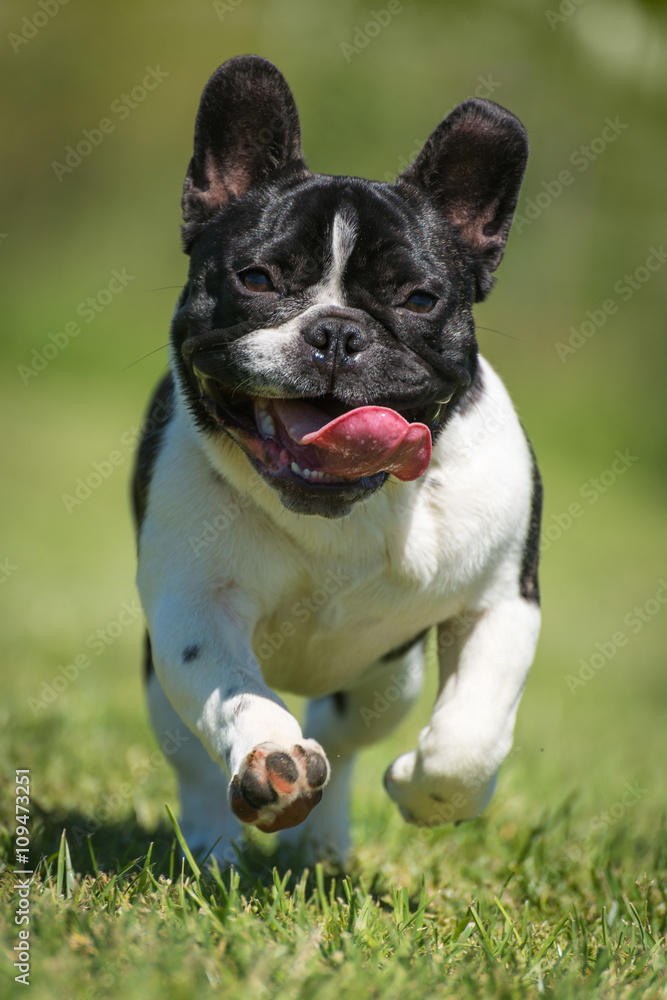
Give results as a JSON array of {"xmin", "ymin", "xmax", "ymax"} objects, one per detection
[{"xmin": 132, "ymin": 55, "xmax": 542, "ymax": 863}]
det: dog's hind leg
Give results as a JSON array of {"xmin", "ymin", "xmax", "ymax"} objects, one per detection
[
  {"xmin": 280, "ymin": 640, "xmax": 425, "ymax": 861},
  {"xmin": 146, "ymin": 668, "xmax": 240, "ymax": 867}
]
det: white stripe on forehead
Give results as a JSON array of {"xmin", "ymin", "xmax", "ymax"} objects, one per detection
[
  {"xmin": 331, "ymin": 207, "xmax": 358, "ymax": 276},
  {"xmin": 316, "ymin": 207, "xmax": 359, "ymax": 306}
]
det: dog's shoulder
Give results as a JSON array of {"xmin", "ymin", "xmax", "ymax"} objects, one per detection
[
  {"xmin": 409, "ymin": 356, "xmax": 541, "ymax": 600},
  {"xmin": 132, "ymin": 371, "xmax": 177, "ymax": 531},
  {"xmin": 428, "ymin": 360, "xmax": 535, "ymax": 518}
]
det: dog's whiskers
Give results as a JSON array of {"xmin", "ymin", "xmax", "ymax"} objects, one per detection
[
  {"xmin": 231, "ymin": 376, "xmax": 260, "ymax": 400},
  {"xmin": 121, "ymin": 344, "xmax": 170, "ymax": 371},
  {"xmin": 475, "ymin": 325, "xmax": 522, "ymax": 342}
]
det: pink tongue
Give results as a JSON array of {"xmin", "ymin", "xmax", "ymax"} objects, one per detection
[{"xmin": 271, "ymin": 400, "xmax": 432, "ymax": 481}]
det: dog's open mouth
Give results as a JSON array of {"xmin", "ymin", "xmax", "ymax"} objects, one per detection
[{"xmin": 196, "ymin": 373, "xmax": 448, "ymax": 489}]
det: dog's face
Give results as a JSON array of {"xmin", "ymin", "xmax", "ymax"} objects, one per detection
[{"xmin": 171, "ymin": 57, "xmax": 528, "ymax": 518}]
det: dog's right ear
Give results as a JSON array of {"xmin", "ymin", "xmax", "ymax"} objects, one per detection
[{"xmin": 181, "ymin": 56, "xmax": 306, "ymax": 246}]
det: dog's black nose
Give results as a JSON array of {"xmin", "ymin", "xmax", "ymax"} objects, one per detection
[{"xmin": 303, "ymin": 317, "xmax": 369, "ymax": 357}]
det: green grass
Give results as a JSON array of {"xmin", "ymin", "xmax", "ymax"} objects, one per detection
[
  {"xmin": 1, "ymin": 535, "xmax": 666, "ymax": 1000},
  {"xmin": 2, "ymin": 0, "xmax": 667, "ymax": 995},
  {"xmin": 1, "ymin": 775, "xmax": 666, "ymax": 999}
]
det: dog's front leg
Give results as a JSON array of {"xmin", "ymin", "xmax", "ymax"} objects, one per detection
[
  {"xmin": 384, "ymin": 596, "xmax": 540, "ymax": 826},
  {"xmin": 147, "ymin": 591, "xmax": 330, "ymax": 833}
]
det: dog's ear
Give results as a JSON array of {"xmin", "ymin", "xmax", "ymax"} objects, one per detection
[
  {"xmin": 182, "ymin": 56, "xmax": 306, "ymax": 239},
  {"xmin": 399, "ymin": 99, "xmax": 528, "ymax": 300}
]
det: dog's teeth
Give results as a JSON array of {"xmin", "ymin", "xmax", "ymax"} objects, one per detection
[
  {"xmin": 290, "ymin": 462, "xmax": 347, "ymax": 484},
  {"xmin": 291, "ymin": 464, "xmax": 315, "ymax": 480},
  {"xmin": 260, "ymin": 414, "xmax": 276, "ymax": 438},
  {"xmin": 255, "ymin": 399, "xmax": 276, "ymax": 439}
]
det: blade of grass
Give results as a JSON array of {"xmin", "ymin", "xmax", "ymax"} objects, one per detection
[
  {"xmin": 86, "ymin": 836, "xmax": 99, "ymax": 878},
  {"xmin": 165, "ymin": 802, "xmax": 201, "ymax": 884},
  {"xmin": 524, "ymin": 914, "xmax": 569, "ymax": 979},
  {"xmin": 56, "ymin": 829, "xmax": 75, "ymax": 899},
  {"xmin": 468, "ymin": 901, "xmax": 497, "ymax": 958},
  {"xmin": 494, "ymin": 895, "xmax": 523, "ymax": 946},
  {"xmin": 314, "ymin": 863, "xmax": 329, "ymax": 918}
]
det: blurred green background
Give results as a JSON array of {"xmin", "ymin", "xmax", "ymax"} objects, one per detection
[{"xmin": 1, "ymin": 0, "xmax": 665, "ymax": 849}]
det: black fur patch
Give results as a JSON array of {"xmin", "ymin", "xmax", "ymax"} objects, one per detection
[
  {"xmin": 182, "ymin": 644, "xmax": 200, "ymax": 663},
  {"xmin": 143, "ymin": 630, "xmax": 154, "ymax": 682},
  {"xmin": 131, "ymin": 373, "xmax": 176, "ymax": 532},
  {"xmin": 519, "ymin": 433, "xmax": 543, "ymax": 604},
  {"xmin": 450, "ymin": 362, "xmax": 484, "ymax": 421},
  {"xmin": 332, "ymin": 691, "xmax": 347, "ymax": 714}
]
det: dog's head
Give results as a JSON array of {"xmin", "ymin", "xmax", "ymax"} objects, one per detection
[{"xmin": 171, "ymin": 56, "xmax": 528, "ymax": 518}]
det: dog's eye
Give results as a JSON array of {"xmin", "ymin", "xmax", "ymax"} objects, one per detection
[
  {"xmin": 404, "ymin": 292, "xmax": 436, "ymax": 314},
  {"xmin": 242, "ymin": 269, "xmax": 274, "ymax": 293}
]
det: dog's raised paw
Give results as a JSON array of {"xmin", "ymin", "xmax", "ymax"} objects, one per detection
[
  {"xmin": 384, "ymin": 750, "xmax": 497, "ymax": 827},
  {"xmin": 229, "ymin": 741, "xmax": 329, "ymax": 832}
]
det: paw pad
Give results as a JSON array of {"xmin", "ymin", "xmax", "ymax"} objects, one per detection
[{"xmin": 230, "ymin": 741, "xmax": 329, "ymax": 833}]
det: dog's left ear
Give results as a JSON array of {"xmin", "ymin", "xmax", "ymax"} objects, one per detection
[
  {"xmin": 182, "ymin": 56, "xmax": 307, "ymax": 243},
  {"xmin": 399, "ymin": 99, "xmax": 528, "ymax": 300}
]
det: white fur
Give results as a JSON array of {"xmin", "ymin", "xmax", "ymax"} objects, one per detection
[
  {"xmin": 326, "ymin": 207, "xmax": 358, "ymax": 302},
  {"xmin": 136, "ymin": 356, "xmax": 540, "ymax": 859}
]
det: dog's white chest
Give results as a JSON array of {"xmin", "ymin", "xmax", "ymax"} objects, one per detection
[
  {"xmin": 247, "ymin": 496, "xmax": 472, "ymax": 696},
  {"xmin": 252, "ymin": 567, "xmax": 446, "ymax": 697}
]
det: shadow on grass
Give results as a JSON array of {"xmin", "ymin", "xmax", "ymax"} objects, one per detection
[{"xmin": 20, "ymin": 795, "xmax": 357, "ymax": 899}]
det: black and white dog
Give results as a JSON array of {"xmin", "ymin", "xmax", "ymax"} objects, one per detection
[{"xmin": 132, "ymin": 56, "xmax": 542, "ymax": 862}]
